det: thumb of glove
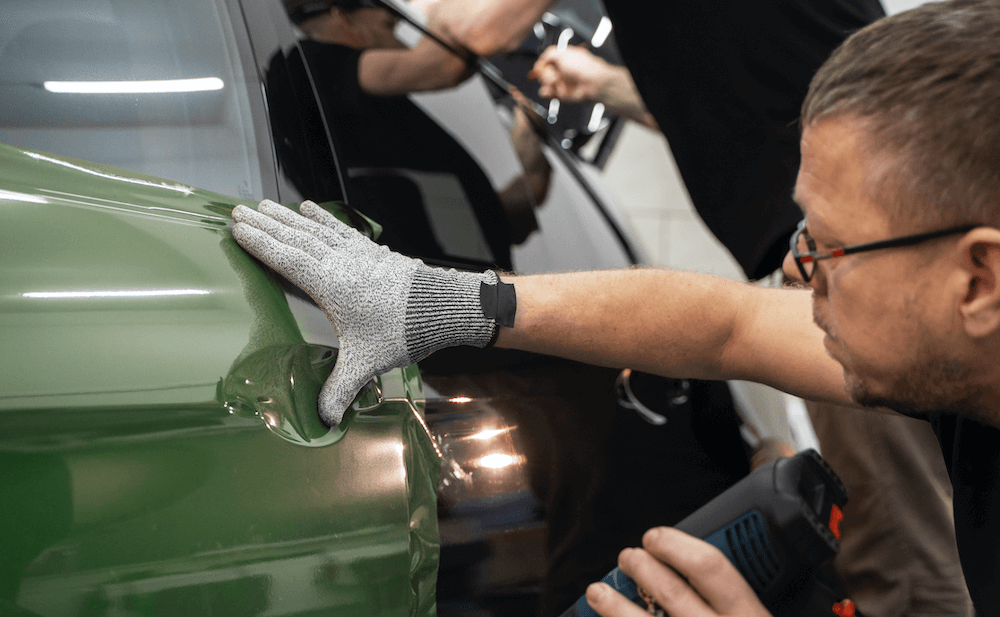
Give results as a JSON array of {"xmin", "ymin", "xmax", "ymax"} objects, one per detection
[{"xmin": 316, "ymin": 345, "xmax": 376, "ymax": 426}]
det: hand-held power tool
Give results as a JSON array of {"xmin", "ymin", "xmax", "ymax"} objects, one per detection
[{"xmin": 560, "ymin": 449, "xmax": 861, "ymax": 617}]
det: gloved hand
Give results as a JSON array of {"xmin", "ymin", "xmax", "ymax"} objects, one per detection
[{"xmin": 232, "ymin": 199, "xmax": 511, "ymax": 426}]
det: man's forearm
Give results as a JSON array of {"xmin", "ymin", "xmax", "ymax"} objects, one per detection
[
  {"xmin": 495, "ymin": 269, "xmax": 747, "ymax": 378},
  {"xmin": 495, "ymin": 268, "xmax": 850, "ymax": 405},
  {"xmin": 596, "ymin": 68, "xmax": 659, "ymax": 131}
]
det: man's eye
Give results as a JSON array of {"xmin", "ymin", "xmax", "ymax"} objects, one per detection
[{"xmin": 806, "ymin": 234, "xmax": 831, "ymax": 252}]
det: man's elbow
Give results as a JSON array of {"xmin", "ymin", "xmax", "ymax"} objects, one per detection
[
  {"xmin": 417, "ymin": 57, "xmax": 474, "ymax": 93},
  {"xmin": 451, "ymin": 22, "xmax": 521, "ymax": 57}
]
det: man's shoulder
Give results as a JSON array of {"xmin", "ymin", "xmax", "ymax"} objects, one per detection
[
  {"xmin": 926, "ymin": 412, "xmax": 1000, "ymax": 487},
  {"xmin": 927, "ymin": 413, "xmax": 1000, "ymax": 614}
]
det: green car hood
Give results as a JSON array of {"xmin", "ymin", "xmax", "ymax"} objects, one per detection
[{"xmin": 0, "ymin": 142, "xmax": 439, "ymax": 617}]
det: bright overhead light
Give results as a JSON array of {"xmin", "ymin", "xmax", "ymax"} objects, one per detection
[
  {"xmin": 23, "ymin": 151, "xmax": 195, "ymax": 195},
  {"xmin": 547, "ymin": 98, "xmax": 560, "ymax": 124},
  {"xmin": 557, "ymin": 27, "xmax": 574, "ymax": 50},
  {"xmin": 591, "ymin": 17, "xmax": 612, "ymax": 48},
  {"xmin": 0, "ymin": 189, "xmax": 47, "ymax": 204},
  {"xmin": 588, "ymin": 103, "xmax": 606, "ymax": 133},
  {"xmin": 469, "ymin": 427, "xmax": 510, "ymax": 441},
  {"xmin": 477, "ymin": 453, "xmax": 521, "ymax": 469},
  {"xmin": 42, "ymin": 77, "xmax": 224, "ymax": 94}
]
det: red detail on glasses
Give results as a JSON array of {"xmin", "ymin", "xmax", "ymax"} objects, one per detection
[
  {"xmin": 832, "ymin": 599, "xmax": 856, "ymax": 616},
  {"xmin": 829, "ymin": 504, "xmax": 843, "ymax": 539},
  {"xmin": 801, "ymin": 255, "xmax": 814, "ymax": 264},
  {"xmin": 831, "ymin": 249, "xmax": 846, "ymax": 257}
]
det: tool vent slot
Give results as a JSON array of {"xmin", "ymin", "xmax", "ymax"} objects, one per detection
[{"xmin": 707, "ymin": 511, "xmax": 783, "ymax": 593}]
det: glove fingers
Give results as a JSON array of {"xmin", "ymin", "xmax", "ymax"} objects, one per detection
[
  {"xmin": 232, "ymin": 222, "xmax": 327, "ymax": 296},
  {"xmin": 299, "ymin": 200, "xmax": 364, "ymax": 242},
  {"xmin": 258, "ymin": 200, "xmax": 355, "ymax": 249},
  {"xmin": 233, "ymin": 204, "xmax": 334, "ymax": 264}
]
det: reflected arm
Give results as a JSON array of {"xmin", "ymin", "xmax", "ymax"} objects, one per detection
[
  {"xmin": 358, "ymin": 35, "xmax": 473, "ymax": 95},
  {"xmin": 434, "ymin": 0, "xmax": 558, "ymax": 56}
]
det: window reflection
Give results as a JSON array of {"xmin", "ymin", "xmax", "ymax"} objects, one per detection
[
  {"xmin": 42, "ymin": 77, "xmax": 225, "ymax": 94},
  {"xmin": 285, "ymin": 0, "xmax": 552, "ymax": 270},
  {"xmin": 0, "ymin": 1, "xmax": 262, "ymax": 200},
  {"xmin": 301, "ymin": 38, "xmax": 516, "ymax": 268}
]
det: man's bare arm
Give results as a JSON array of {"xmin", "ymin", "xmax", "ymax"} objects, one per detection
[
  {"xmin": 434, "ymin": 0, "xmax": 557, "ymax": 56},
  {"xmin": 232, "ymin": 202, "xmax": 850, "ymax": 422},
  {"xmin": 496, "ymin": 269, "xmax": 852, "ymax": 406}
]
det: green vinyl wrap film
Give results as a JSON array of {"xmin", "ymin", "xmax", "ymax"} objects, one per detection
[{"xmin": 0, "ymin": 142, "xmax": 439, "ymax": 616}]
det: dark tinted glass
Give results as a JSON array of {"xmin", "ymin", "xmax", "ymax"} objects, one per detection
[
  {"xmin": 298, "ymin": 38, "xmax": 519, "ymax": 270},
  {"xmin": 297, "ymin": 35, "xmax": 633, "ymax": 273}
]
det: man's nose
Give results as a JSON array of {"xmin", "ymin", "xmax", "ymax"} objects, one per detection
[{"xmin": 782, "ymin": 250, "xmax": 802, "ymax": 283}]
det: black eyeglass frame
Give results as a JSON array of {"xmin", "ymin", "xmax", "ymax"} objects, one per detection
[{"xmin": 789, "ymin": 219, "xmax": 978, "ymax": 282}]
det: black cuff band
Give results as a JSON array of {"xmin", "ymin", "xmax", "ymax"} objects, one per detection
[{"xmin": 480, "ymin": 278, "xmax": 517, "ymax": 349}]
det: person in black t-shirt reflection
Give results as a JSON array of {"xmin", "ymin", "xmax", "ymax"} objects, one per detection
[{"xmin": 281, "ymin": 0, "xmax": 552, "ymax": 268}]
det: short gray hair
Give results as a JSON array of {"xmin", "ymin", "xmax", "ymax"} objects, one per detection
[{"xmin": 803, "ymin": 0, "xmax": 1000, "ymax": 230}]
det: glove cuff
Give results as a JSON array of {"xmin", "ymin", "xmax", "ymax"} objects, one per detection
[{"xmin": 404, "ymin": 268, "xmax": 506, "ymax": 363}]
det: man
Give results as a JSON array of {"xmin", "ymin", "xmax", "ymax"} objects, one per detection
[
  {"xmin": 232, "ymin": 0, "xmax": 1000, "ymax": 613},
  {"xmin": 522, "ymin": 5, "xmax": 969, "ymax": 615},
  {"xmin": 282, "ymin": 0, "xmax": 552, "ymax": 263},
  {"xmin": 284, "ymin": 0, "xmax": 471, "ymax": 96}
]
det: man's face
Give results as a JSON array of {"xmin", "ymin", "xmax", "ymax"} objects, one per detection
[{"xmin": 783, "ymin": 117, "xmax": 975, "ymax": 416}]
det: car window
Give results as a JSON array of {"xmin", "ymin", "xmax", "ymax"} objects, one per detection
[
  {"xmin": 295, "ymin": 39, "xmax": 518, "ymax": 271},
  {"xmin": 411, "ymin": 82, "xmax": 636, "ymax": 274},
  {"xmin": 0, "ymin": 0, "xmax": 263, "ymax": 200},
  {"xmin": 295, "ymin": 38, "xmax": 633, "ymax": 274}
]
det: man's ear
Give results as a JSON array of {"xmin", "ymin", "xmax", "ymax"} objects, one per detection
[{"xmin": 957, "ymin": 228, "xmax": 1000, "ymax": 338}]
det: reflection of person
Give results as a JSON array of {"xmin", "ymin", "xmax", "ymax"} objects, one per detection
[
  {"xmin": 499, "ymin": 93, "xmax": 554, "ymax": 241},
  {"xmin": 283, "ymin": 0, "xmax": 549, "ymax": 264},
  {"xmin": 232, "ymin": 1, "xmax": 1000, "ymax": 614},
  {"xmin": 285, "ymin": 0, "xmax": 471, "ymax": 95},
  {"xmin": 438, "ymin": 0, "xmax": 884, "ymax": 280},
  {"xmin": 528, "ymin": 45, "xmax": 656, "ymax": 131}
]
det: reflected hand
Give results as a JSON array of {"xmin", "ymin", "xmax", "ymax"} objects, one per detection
[
  {"xmin": 529, "ymin": 44, "xmax": 658, "ymax": 130},
  {"xmin": 586, "ymin": 527, "xmax": 773, "ymax": 617},
  {"xmin": 232, "ymin": 200, "xmax": 502, "ymax": 426},
  {"xmin": 529, "ymin": 44, "xmax": 612, "ymax": 103}
]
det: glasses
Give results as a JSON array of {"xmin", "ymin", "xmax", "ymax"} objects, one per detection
[{"xmin": 789, "ymin": 219, "xmax": 977, "ymax": 282}]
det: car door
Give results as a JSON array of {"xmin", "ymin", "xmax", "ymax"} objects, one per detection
[
  {"xmin": 275, "ymin": 5, "xmax": 657, "ymax": 613},
  {"xmin": 0, "ymin": 1, "xmax": 439, "ymax": 615}
]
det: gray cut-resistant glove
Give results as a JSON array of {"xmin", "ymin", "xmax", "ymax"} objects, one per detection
[{"xmin": 231, "ymin": 200, "xmax": 513, "ymax": 426}]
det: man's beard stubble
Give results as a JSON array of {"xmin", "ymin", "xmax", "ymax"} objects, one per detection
[{"xmin": 847, "ymin": 355, "xmax": 996, "ymax": 426}]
